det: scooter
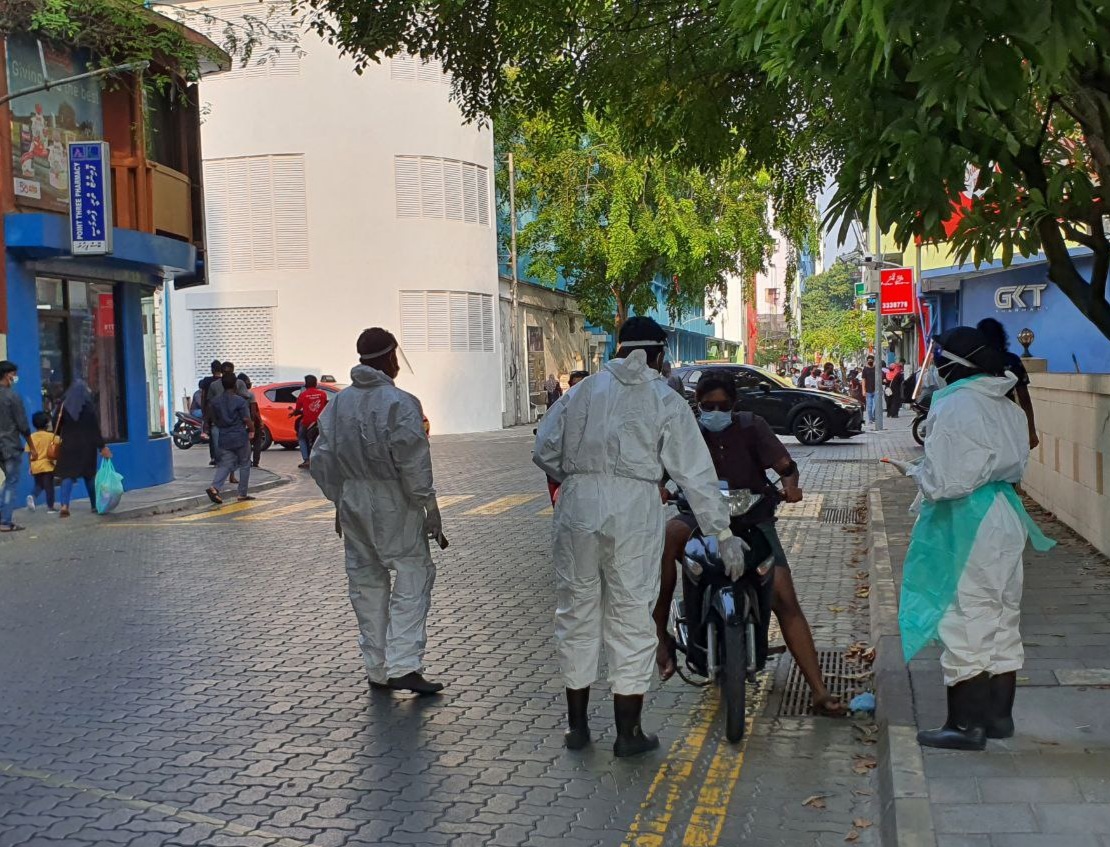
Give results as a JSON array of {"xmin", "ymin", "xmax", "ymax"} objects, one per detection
[
  {"xmin": 670, "ymin": 485, "xmax": 778, "ymax": 743},
  {"xmin": 911, "ymin": 394, "xmax": 932, "ymax": 446},
  {"xmin": 172, "ymin": 411, "xmax": 207, "ymax": 450}
]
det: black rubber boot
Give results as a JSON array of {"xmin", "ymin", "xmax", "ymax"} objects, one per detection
[
  {"xmin": 613, "ymin": 694, "xmax": 659, "ymax": 758},
  {"xmin": 564, "ymin": 687, "xmax": 591, "ymax": 750},
  {"xmin": 986, "ymin": 671, "xmax": 1017, "ymax": 739},
  {"xmin": 387, "ymin": 672, "xmax": 445, "ymax": 695},
  {"xmin": 917, "ymin": 672, "xmax": 989, "ymax": 751}
]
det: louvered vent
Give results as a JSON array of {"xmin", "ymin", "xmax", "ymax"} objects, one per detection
[
  {"xmin": 399, "ymin": 291, "xmax": 495, "ymax": 353},
  {"xmin": 393, "ymin": 156, "xmax": 489, "ymax": 226},
  {"xmin": 194, "ymin": 3, "xmax": 301, "ymax": 80},
  {"xmin": 193, "ymin": 308, "xmax": 275, "ymax": 384}
]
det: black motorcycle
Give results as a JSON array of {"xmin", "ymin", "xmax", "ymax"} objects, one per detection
[
  {"xmin": 172, "ymin": 411, "xmax": 207, "ymax": 450},
  {"xmin": 911, "ymin": 393, "xmax": 932, "ymax": 446},
  {"xmin": 670, "ymin": 486, "xmax": 778, "ymax": 743}
]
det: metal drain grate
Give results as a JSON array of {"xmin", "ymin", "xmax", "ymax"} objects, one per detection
[
  {"xmin": 815, "ymin": 458, "xmax": 868, "ymax": 463},
  {"xmin": 775, "ymin": 649, "xmax": 862, "ymax": 717},
  {"xmin": 820, "ymin": 505, "xmax": 867, "ymax": 525}
]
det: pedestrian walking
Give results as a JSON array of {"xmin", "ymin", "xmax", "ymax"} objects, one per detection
[
  {"xmin": 206, "ymin": 363, "xmax": 251, "ymax": 483},
  {"xmin": 26, "ymin": 411, "xmax": 59, "ymax": 512},
  {"xmin": 310, "ymin": 328, "xmax": 446, "ymax": 696},
  {"xmin": 199, "ymin": 360, "xmax": 222, "ymax": 466},
  {"xmin": 0, "ymin": 360, "xmax": 35, "ymax": 532},
  {"xmin": 533, "ymin": 316, "xmax": 745, "ymax": 757},
  {"xmin": 804, "ymin": 366, "xmax": 820, "ymax": 389},
  {"xmin": 662, "ymin": 361, "xmax": 685, "ymax": 395},
  {"xmin": 977, "ymin": 318, "xmax": 1039, "ymax": 449},
  {"xmin": 889, "ymin": 326, "xmax": 1054, "ymax": 751},
  {"xmin": 292, "ymin": 375, "xmax": 328, "ymax": 469},
  {"xmin": 862, "ymin": 355, "xmax": 877, "ymax": 424},
  {"xmin": 55, "ymin": 380, "xmax": 111, "ymax": 518},
  {"xmin": 847, "ymin": 368, "xmax": 865, "ymax": 405},
  {"xmin": 886, "ymin": 361, "xmax": 905, "ymax": 418},
  {"xmin": 544, "ymin": 373, "xmax": 563, "ymax": 407},
  {"xmin": 205, "ymin": 373, "xmax": 254, "ymax": 504},
  {"xmin": 238, "ymin": 373, "xmax": 265, "ymax": 468},
  {"xmin": 818, "ymin": 362, "xmax": 839, "ymax": 392}
]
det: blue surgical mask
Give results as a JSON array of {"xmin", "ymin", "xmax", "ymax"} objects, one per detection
[{"xmin": 699, "ymin": 410, "xmax": 733, "ymax": 432}]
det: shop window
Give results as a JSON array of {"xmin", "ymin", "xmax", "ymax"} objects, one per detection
[
  {"xmin": 141, "ymin": 294, "xmax": 167, "ymax": 436},
  {"xmin": 36, "ymin": 276, "xmax": 126, "ymax": 441}
]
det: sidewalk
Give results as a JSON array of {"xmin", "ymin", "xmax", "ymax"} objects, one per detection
[
  {"xmin": 9, "ymin": 447, "xmax": 289, "ymax": 530},
  {"xmin": 870, "ymin": 474, "xmax": 1110, "ymax": 847}
]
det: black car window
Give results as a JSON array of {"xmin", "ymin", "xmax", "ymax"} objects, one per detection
[
  {"xmin": 683, "ymin": 369, "xmax": 702, "ymax": 385},
  {"xmin": 734, "ymin": 369, "xmax": 765, "ymax": 390},
  {"xmin": 270, "ymin": 386, "xmax": 301, "ymax": 404}
]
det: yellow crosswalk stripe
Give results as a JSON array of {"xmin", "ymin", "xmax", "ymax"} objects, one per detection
[
  {"xmin": 169, "ymin": 500, "xmax": 266, "ymax": 522},
  {"xmin": 236, "ymin": 500, "xmax": 328, "ymax": 522},
  {"xmin": 436, "ymin": 494, "xmax": 474, "ymax": 509},
  {"xmin": 463, "ymin": 493, "xmax": 543, "ymax": 516}
]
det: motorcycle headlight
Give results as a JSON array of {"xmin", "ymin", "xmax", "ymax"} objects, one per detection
[{"xmin": 755, "ymin": 555, "xmax": 775, "ymax": 576}]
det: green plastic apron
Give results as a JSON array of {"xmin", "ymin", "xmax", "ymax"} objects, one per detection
[{"xmin": 899, "ymin": 379, "xmax": 1055, "ymax": 661}]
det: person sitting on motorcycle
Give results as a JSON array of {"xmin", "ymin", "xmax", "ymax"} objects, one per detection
[{"xmin": 652, "ymin": 372, "xmax": 848, "ymax": 717}]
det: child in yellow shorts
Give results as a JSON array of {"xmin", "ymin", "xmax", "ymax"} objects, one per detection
[{"xmin": 26, "ymin": 411, "xmax": 59, "ymax": 512}]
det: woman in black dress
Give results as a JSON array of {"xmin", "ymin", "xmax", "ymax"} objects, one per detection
[{"xmin": 55, "ymin": 380, "xmax": 111, "ymax": 517}]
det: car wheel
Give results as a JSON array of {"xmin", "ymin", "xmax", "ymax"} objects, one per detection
[
  {"xmin": 792, "ymin": 409, "xmax": 832, "ymax": 445},
  {"xmin": 259, "ymin": 427, "xmax": 273, "ymax": 452}
]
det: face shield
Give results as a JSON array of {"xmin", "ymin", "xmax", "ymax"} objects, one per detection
[{"xmin": 359, "ymin": 342, "xmax": 414, "ymax": 376}]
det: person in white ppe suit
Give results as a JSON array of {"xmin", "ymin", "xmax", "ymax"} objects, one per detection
[
  {"xmin": 310, "ymin": 327, "xmax": 447, "ymax": 696},
  {"xmin": 534, "ymin": 316, "xmax": 748, "ymax": 757},
  {"xmin": 890, "ymin": 326, "xmax": 1053, "ymax": 750}
]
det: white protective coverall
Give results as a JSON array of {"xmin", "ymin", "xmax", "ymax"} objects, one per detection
[
  {"xmin": 906, "ymin": 373, "xmax": 1031, "ymax": 686},
  {"xmin": 310, "ymin": 365, "xmax": 437, "ymax": 684},
  {"xmin": 533, "ymin": 350, "xmax": 732, "ymax": 695}
]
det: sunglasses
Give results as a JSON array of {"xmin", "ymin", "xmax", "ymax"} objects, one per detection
[{"xmin": 697, "ymin": 400, "xmax": 734, "ymax": 413}]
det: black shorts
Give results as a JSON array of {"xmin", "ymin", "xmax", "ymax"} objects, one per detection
[{"xmin": 671, "ymin": 515, "xmax": 791, "ymax": 572}]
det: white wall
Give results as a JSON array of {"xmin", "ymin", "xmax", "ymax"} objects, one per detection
[{"xmin": 169, "ymin": 3, "xmax": 501, "ymax": 434}]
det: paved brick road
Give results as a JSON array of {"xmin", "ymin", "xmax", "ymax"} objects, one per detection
[{"xmin": 0, "ymin": 420, "xmax": 919, "ymax": 847}]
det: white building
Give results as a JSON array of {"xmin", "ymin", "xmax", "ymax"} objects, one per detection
[{"xmin": 168, "ymin": 2, "xmax": 502, "ymax": 434}]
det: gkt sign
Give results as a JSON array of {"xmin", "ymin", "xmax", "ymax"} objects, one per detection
[{"xmin": 994, "ymin": 283, "xmax": 1047, "ymax": 310}]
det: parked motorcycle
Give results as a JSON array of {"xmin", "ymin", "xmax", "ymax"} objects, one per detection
[
  {"xmin": 670, "ymin": 485, "xmax": 778, "ymax": 743},
  {"xmin": 911, "ymin": 393, "xmax": 932, "ymax": 446},
  {"xmin": 172, "ymin": 411, "xmax": 207, "ymax": 450}
]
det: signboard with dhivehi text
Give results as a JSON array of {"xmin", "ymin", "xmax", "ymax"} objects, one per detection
[
  {"xmin": 879, "ymin": 267, "xmax": 915, "ymax": 316},
  {"xmin": 68, "ymin": 141, "xmax": 113, "ymax": 255}
]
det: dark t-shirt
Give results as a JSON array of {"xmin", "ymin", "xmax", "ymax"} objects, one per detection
[
  {"xmin": 210, "ymin": 392, "xmax": 251, "ymax": 449},
  {"xmin": 862, "ymin": 365, "xmax": 877, "ymax": 393},
  {"xmin": 700, "ymin": 412, "xmax": 790, "ymax": 527},
  {"xmin": 1004, "ymin": 352, "xmax": 1029, "ymax": 387}
]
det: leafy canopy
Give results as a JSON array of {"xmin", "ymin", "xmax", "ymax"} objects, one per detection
[
  {"xmin": 501, "ymin": 111, "xmax": 778, "ymax": 332},
  {"xmin": 301, "ymin": 0, "xmax": 1110, "ymax": 342},
  {"xmin": 799, "ymin": 263, "xmax": 872, "ymax": 359}
]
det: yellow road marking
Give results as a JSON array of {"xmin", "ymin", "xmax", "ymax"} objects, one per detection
[
  {"xmin": 462, "ymin": 493, "xmax": 543, "ymax": 516},
  {"xmin": 537, "ymin": 505, "xmax": 553, "ymax": 517},
  {"xmin": 681, "ymin": 675, "xmax": 773, "ymax": 846},
  {"xmin": 169, "ymin": 500, "xmax": 266, "ymax": 522},
  {"xmin": 0, "ymin": 760, "xmax": 312, "ymax": 847},
  {"xmin": 236, "ymin": 500, "xmax": 327, "ymax": 522},
  {"xmin": 621, "ymin": 693, "xmax": 719, "ymax": 847},
  {"xmin": 437, "ymin": 494, "xmax": 475, "ymax": 509}
]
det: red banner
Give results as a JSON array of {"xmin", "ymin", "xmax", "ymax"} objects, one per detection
[
  {"xmin": 96, "ymin": 293, "xmax": 115, "ymax": 337},
  {"xmin": 880, "ymin": 267, "xmax": 915, "ymax": 316}
]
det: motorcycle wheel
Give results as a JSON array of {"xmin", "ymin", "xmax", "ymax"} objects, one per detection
[
  {"xmin": 172, "ymin": 425, "xmax": 194, "ymax": 450},
  {"xmin": 912, "ymin": 415, "xmax": 926, "ymax": 446},
  {"xmin": 723, "ymin": 622, "xmax": 748, "ymax": 743}
]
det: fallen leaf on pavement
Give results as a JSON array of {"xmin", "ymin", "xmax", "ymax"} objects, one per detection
[
  {"xmin": 803, "ymin": 794, "xmax": 830, "ymax": 809},
  {"xmin": 828, "ymin": 605, "xmax": 846, "ymax": 613},
  {"xmin": 845, "ymin": 829, "xmax": 860, "ymax": 842},
  {"xmin": 852, "ymin": 754, "xmax": 878, "ymax": 774},
  {"xmin": 853, "ymin": 818, "xmax": 873, "ymax": 829},
  {"xmin": 853, "ymin": 789, "xmax": 873, "ymax": 797}
]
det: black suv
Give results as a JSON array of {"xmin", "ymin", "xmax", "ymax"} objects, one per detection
[{"xmin": 673, "ymin": 364, "xmax": 864, "ymax": 445}]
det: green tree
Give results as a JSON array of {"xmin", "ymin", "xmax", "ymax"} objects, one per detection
[
  {"xmin": 501, "ymin": 111, "xmax": 779, "ymax": 332},
  {"xmin": 800, "ymin": 263, "xmax": 872, "ymax": 359},
  {"xmin": 302, "ymin": 0, "xmax": 1110, "ymax": 342}
]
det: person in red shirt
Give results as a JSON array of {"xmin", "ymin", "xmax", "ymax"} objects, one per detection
[{"xmin": 292, "ymin": 375, "xmax": 329, "ymax": 469}]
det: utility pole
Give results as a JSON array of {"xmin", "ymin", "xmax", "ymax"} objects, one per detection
[
  {"xmin": 870, "ymin": 195, "xmax": 885, "ymax": 432},
  {"xmin": 508, "ymin": 152, "xmax": 522, "ymax": 426}
]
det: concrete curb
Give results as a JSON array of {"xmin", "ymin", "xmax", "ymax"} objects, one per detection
[
  {"xmin": 867, "ymin": 488, "xmax": 937, "ymax": 847},
  {"xmin": 105, "ymin": 472, "xmax": 292, "ymax": 521}
]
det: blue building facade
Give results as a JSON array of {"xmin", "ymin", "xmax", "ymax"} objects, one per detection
[
  {"xmin": 922, "ymin": 249, "xmax": 1110, "ymax": 373},
  {"xmin": 5, "ymin": 213, "xmax": 194, "ymax": 499}
]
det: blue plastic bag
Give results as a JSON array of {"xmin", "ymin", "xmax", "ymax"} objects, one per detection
[{"xmin": 95, "ymin": 458, "xmax": 124, "ymax": 514}]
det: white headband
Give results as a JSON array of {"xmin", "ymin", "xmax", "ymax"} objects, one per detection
[
  {"xmin": 938, "ymin": 345, "xmax": 983, "ymax": 370},
  {"xmin": 359, "ymin": 343, "xmax": 396, "ymax": 361},
  {"xmin": 618, "ymin": 340, "xmax": 666, "ymax": 348}
]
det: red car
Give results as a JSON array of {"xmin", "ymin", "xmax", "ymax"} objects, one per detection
[{"xmin": 253, "ymin": 381, "xmax": 429, "ymax": 451}]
